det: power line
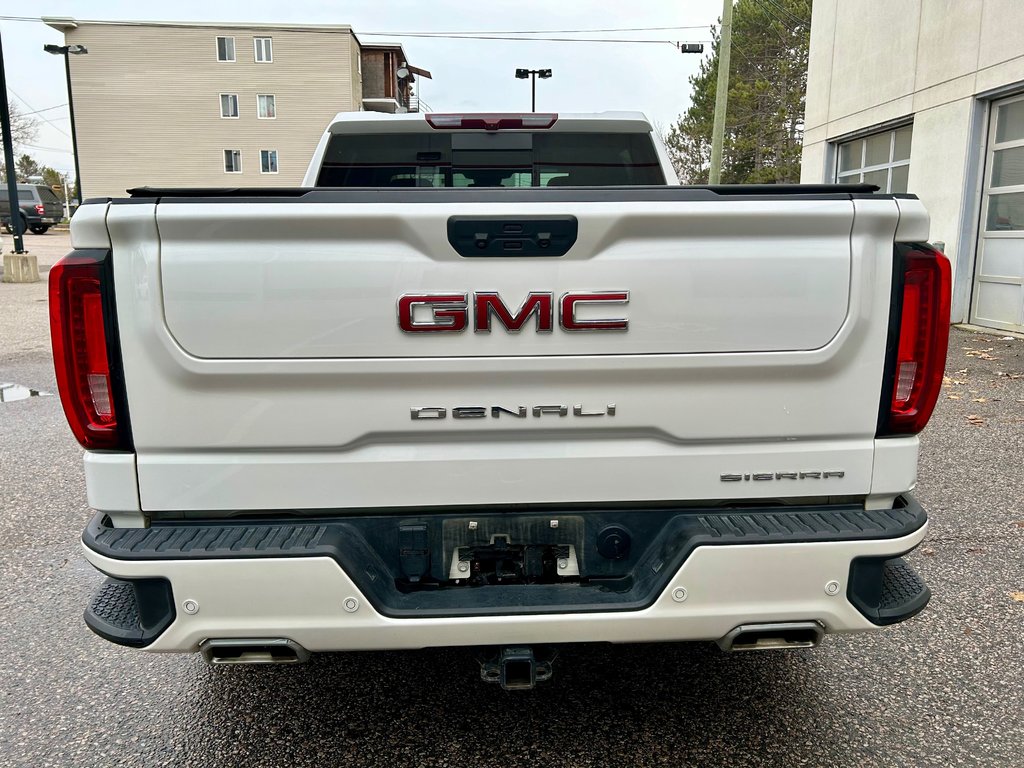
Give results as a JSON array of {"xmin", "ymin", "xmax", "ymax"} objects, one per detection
[
  {"xmin": 20, "ymin": 102, "xmax": 67, "ymax": 116},
  {"xmin": 0, "ymin": 15, "xmax": 711, "ymax": 34},
  {"xmin": 745, "ymin": 0, "xmax": 793, "ymax": 44},
  {"xmin": 360, "ymin": 25, "xmax": 713, "ymax": 34},
  {"xmin": 0, "ymin": 16, "xmax": 709, "ymax": 45},
  {"xmin": 8, "ymin": 88, "xmax": 71, "ymax": 137},
  {"xmin": 747, "ymin": 0, "xmax": 808, "ymax": 30},
  {"xmin": 730, "ymin": 47, "xmax": 791, "ymax": 102},
  {"xmin": 21, "ymin": 142, "xmax": 72, "ymax": 153},
  {"xmin": 759, "ymin": 0, "xmax": 808, "ymax": 27},
  {"xmin": 359, "ymin": 33, "xmax": 705, "ymax": 45}
]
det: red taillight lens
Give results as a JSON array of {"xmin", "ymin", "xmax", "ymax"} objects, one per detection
[
  {"xmin": 426, "ymin": 113, "xmax": 558, "ymax": 131},
  {"xmin": 883, "ymin": 245, "xmax": 952, "ymax": 435},
  {"xmin": 35, "ymin": 204, "xmax": 46, "ymax": 215},
  {"xmin": 48, "ymin": 252, "xmax": 125, "ymax": 450}
]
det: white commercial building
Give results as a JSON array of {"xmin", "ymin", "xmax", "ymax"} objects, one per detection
[{"xmin": 801, "ymin": 0, "xmax": 1024, "ymax": 333}]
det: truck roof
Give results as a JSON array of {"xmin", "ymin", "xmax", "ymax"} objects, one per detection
[{"xmin": 324, "ymin": 111, "xmax": 657, "ymax": 134}]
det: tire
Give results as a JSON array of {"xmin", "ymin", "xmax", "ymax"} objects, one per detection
[
  {"xmin": 29, "ymin": 225, "xmax": 49, "ymax": 235},
  {"xmin": 3, "ymin": 215, "xmax": 28, "ymax": 235}
]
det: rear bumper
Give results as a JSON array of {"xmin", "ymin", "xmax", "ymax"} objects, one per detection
[
  {"xmin": 80, "ymin": 498, "xmax": 930, "ymax": 653},
  {"xmin": 6, "ymin": 213, "xmax": 57, "ymax": 225}
]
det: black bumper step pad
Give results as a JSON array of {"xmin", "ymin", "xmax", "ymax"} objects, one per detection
[
  {"xmin": 848, "ymin": 556, "xmax": 930, "ymax": 625},
  {"xmin": 82, "ymin": 497, "xmax": 927, "ymax": 619},
  {"xmin": 84, "ymin": 577, "xmax": 175, "ymax": 648},
  {"xmin": 85, "ymin": 501, "xmax": 926, "ymax": 561}
]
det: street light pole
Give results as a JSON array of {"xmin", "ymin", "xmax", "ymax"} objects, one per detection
[
  {"xmin": 44, "ymin": 43, "xmax": 87, "ymax": 206},
  {"xmin": 0, "ymin": 29, "xmax": 26, "ymax": 254},
  {"xmin": 515, "ymin": 68, "xmax": 552, "ymax": 112},
  {"xmin": 63, "ymin": 51, "xmax": 82, "ymax": 206}
]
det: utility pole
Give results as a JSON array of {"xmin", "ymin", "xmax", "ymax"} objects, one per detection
[
  {"xmin": 0, "ymin": 28, "xmax": 26, "ymax": 255},
  {"xmin": 708, "ymin": 0, "xmax": 734, "ymax": 184}
]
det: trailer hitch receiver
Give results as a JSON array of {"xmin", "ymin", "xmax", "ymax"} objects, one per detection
[{"xmin": 480, "ymin": 646, "xmax": 553, "ymax": 690}]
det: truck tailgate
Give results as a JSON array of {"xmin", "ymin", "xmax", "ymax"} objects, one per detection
[
  {"xmin": 102, "ymin": 191, "xmax": 906, "ymax": 513},
  {"xmin": 157, "ymin": 199, "xmax": 852, "ymax": 358}
]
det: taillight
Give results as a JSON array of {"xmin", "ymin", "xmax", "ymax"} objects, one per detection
[
  {"xmin": 881, "ymin": 244, "xmax": 951, "ymax": 435},
  {"xmin": 48, "ymin": 251, "xmax": 129, "ymax": 450},
  {"xmin": 425, "ymin": 113, "xmax": 558, "ymax": 131},
  {"xmin": 35, "ymin": 204, "xmax": 46, "ymax": 215}
]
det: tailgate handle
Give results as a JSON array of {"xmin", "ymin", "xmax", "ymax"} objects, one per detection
[{"xmin": 448, "ymin": 216, "xmax": 577, "ymax": 257}]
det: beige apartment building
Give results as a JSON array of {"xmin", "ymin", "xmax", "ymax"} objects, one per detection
[
  {"xmin": 801, "ymin": 0, "xmax": 1024, "ymax": 334},
  {"xmin": 43, "ymin": 18, "xmax": 431, "ymax": 198}
]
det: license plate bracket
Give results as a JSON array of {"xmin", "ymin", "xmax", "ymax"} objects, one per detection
[{"xmin": 442, "ymin": 516, "xmax": 583, "ymax": 585}]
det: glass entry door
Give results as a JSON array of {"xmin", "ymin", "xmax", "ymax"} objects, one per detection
[{"xmin": 971, "ymin": 94, "xmax": 1024, "ymax": 332}]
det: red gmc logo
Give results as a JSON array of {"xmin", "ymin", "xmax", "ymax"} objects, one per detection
[{"xmin": 397, "ymin": 292, "xmax": 629, "ymax": 333}]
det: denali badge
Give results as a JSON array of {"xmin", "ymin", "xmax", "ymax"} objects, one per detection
[
  {"xmin": 411, "ymin": 404, "xmax": 617, "ymax": 420},
  {"xmin": 398, "ymin": 291, "xmax": 629, "ymax": 333},
  {"xmin": 720, "ymin": 471, "xmax": 846, "ymax": 481}
]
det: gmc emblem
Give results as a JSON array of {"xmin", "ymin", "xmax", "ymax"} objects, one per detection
[{"xmin": 398, "ymin": 291, "xmax": 629, "ymax": 333}]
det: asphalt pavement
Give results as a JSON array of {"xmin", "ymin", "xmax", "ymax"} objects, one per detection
[{"xmin": 1, "ymin": 235, "xmax": 1022, "ymax": 766}]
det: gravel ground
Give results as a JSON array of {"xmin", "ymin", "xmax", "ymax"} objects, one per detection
[{"xmin": 1, "ymin": 267, "xmax": 1022, "ymax": 767}]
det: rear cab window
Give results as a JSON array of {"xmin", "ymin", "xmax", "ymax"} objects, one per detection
[{"xmin": 316, "ymin": 131, "xmax": 665, "ymax": 187}]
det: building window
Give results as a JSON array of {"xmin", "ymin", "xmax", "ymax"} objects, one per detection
[
  {"xmin": 836, "ymin": 124, "xmax": 912, "ymax": 193},
  {"xmin": 216, "ymin": 36, "xmax": 235, "ymax": 62},
  {"xmin": 220, "ymin": 94, "xmax": 239, "ymax": 118},
  {"xmin": 986, "ymin": 97, "xmax": 1024, "ymax": 231},
  {"xmin": 260, "ymin": 150, "xmax": 279, "ymax": 174},
  {"xmin": 257, "ymin": 94, "xmax": 276, "ymax": 119},
  {"xmin": 224, "ymin": 150, "xmax": 242, "ymax": 173},
  {"xmin": 254, "ymin": 37, "xmax": 273, "ymax": 63}
]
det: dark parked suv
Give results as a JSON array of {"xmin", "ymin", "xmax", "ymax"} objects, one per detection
[{"xmin": 1, "ymin": 184, "xmax": 64, "ymax": 235}]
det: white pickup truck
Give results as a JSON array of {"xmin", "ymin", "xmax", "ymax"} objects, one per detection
[{"xmin": 51, "ymin": 111, "xmax": 950, "ymax": 689}]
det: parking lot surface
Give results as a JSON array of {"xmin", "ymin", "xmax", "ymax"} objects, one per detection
[
  {"xmin": 1, "ymin": 228, "xmax": 71, "ymax": 270},
  {"xmin": 1, "ymin": 255, "xmax": 1022, "ymax": 766}
]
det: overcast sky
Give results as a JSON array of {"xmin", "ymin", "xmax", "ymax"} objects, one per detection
[{"xmin": 1, "ymin": 0, "xmax": 722, "ymax": 176}]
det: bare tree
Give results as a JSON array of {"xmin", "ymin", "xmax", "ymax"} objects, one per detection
[
  {"xmin": 0, "ymin": 99, "xmax": 39, "ymax": 181},
  {"xmin": 9, "ymin": 101, "xmax": 37, "ymax": 146}
]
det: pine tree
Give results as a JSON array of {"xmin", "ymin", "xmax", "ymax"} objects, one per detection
[
  {"xmin": 665, "ymin": 0, "xmax": 811, "ymax": 184},
  {"xmin": 41, "ymin": 167, "xmax": 69, "ymax": 203},
  {"xmin": 15, "ymin": 153, "xmax": 41, "ymax": 182}
]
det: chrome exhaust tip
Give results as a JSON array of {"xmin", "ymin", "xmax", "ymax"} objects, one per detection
[
  {"xmin": 200, "ymin": 638, "xmax": 310, "ymax": 665},
  {"xmin": 717, "ymin": 622, "xmax": 824, "ymax": 652}
]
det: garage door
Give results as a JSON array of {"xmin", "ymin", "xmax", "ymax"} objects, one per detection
[{"xmin": 972, "ymin": 94, "xmax": 1024, "ymax": 333}]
